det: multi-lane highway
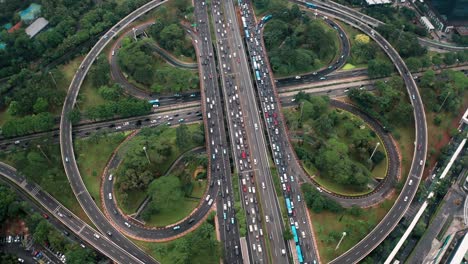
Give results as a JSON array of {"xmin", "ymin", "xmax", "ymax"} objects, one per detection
[
  {"xmin": 214, "ymin": 0, "xmax": 301, "ymax": 262},
  {"xmin": 6, "ymin": 0, "xmax": 442, "ymax": 262},
  {"xmin": 239, "ymin": 1, "xmax": 320, "ymax": 263},
  {"xmin": 193, "ymin": 1, "xmax": 243, "ymax": 263}
]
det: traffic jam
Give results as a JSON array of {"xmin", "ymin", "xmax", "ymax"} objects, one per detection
[
  {"xmin": 240, "ymin": 1, "xmax": 310, "ymax": 262},
  {"xmin": 212, "ymin": 0, "xmax": 266, "ymax": 256}
]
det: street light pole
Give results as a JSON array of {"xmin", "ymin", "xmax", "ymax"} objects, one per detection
[
  {"xmin": 335, "ymin": 232, "xmax": 347, "ymax": 250},
  {"xmin": 37, "ymin": 145, "xmax": 51, "ymax": 163},
  {"xmin": 132, "ymin": 27, "xmax": 137, "ymax": 41},
  {"xmin": 437, "ymin": 91, "xmax": 450, "ymax": 112},
  {"xmin": 369, "ymin": 142, "xmax": 381, "ymax": 161},
  {"xmin": 49, "ymin": 71, "xmax": 57, "ymax": 88},
  {"xmin": 143, "ymin": 146, "xmax": 150, "ymax": 164},
  {"xmin": 397, "ymin": 25, "xmax": 405, "ymax": 43}
]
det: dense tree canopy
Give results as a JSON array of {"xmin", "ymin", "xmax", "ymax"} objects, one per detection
[
  {"xmin": 348, "ymin": 77, "xmax": 413, "ymax": 131},
  {"xmin": 263, "ymin": 4, "xmax": 337, "ymax": 75},
  {"xmin": 118, "ymin": 38, "xmax": 199, "ymax": 92},
  {"xmin": 287, "ymin": 96, "xmax": 382, "ymax": 190}
]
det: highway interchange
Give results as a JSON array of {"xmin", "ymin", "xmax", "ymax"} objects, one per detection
[
  {"xmin": 0, "ymin": 0, "xmax": 452, "ymax": 263},
  {"xmin": 292, "ymin": 1, "xmax": 427, "ymax": 263}
]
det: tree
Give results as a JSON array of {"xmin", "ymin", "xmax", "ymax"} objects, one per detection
[
  {"xmin": 147, "ymin": 175, "xmax": 183, "ymax": 212},
  {"xmin": 67, "ymin": 109, "xmax": 81, "ymax": 125},
  {"xmin": 368, "ymin": 59, "xmax": 393, "ymax": 78},
  {"xmin": 176, "ymin": 124, "xmax": 189, "ymax": 149},
  {"xmin": 443, "ymin": 52, "xmax": 457, "ymax": 65},
  {"xmin": 405, "ymin": 57, "xmax": 422, "ymax": 72},
  {"xmin": 89, "ymin": 55, "xmax": 110, "ymax": 87},
  {"xmin": 283, "ymin": 228, "xmax": 293, "ymax": 240},
  {"xmin": 0, "ymin": 185, "xmax": 16, "ymax": 222},
  {"xmin": 33, "ymin": 220, "xmax": 50, "ymax": 244},
  {"xmin": 66, "ymin": 247, "xmax": 96, "ymax": 264},
  {"xmin": 33, "ymin": 97, "xmax": 49, "ymax": 113},
  {"xmin": 413, "ymin": 221, "xmax": 426, "ymax": 239}
]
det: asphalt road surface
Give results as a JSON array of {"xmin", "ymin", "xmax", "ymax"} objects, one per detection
[
  {"xmin": 0, "ymin": 163, "xmax": 143, "ymax": 264},
  {"xmin": 291, "ymin": 1, "xmax": 428, "ymax": 263},
  {"xmin": 194, "ymin": 1, "xmax": 243, "ymax": 263},
  {"xmin": 59, "ymin": 1, "xmax": 171, "ymax": 263}
]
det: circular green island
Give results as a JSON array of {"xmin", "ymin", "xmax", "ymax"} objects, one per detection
[
  {"xmin": 113, "ymin": 124, "xmax": 208, "ymax": 227},
  {"xmin": 263, "ymin": 5, "xmax": 340, "ymax": 77},
  {"xmin": 283, "ymin": 94, "xmax": 388, "ymax": 196}
]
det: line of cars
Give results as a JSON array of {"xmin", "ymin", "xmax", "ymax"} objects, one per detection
[
  {"xmin": 241, "ymin": 1, "xmax": 316, "ymax": 263},
  {"xmin": 211, "ymin": 0, "xmax": 268, "ymax": 260},
  {"xmin": 196, "ymin": 1, "xmax": 243, "ymax": 262},
  {"xmin": 210, "ymin": 0, "xmax": 242, "ymax": 238}
]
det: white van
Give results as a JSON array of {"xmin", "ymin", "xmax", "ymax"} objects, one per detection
[{"xmin": 108, "ymin": 193, "xmax": 112, "ymax": 200}]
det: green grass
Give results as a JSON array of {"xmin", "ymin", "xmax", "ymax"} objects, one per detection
[
  {"xmin": 252, "ymin": 0, "xmax": 290, "ymax": 16},
  {"xmin": 0, "ymin": 109, "xmax": 13, "ymax": 126},
  {"xmin": 393, "ymin": 125, "xmax": 415, "ymax": 180},
  {"xmin": 310, "ymin": 197, "xmax": 395, "ymax": 262},
  {"xmin": 58, "ymin": 56, "xmax": 107, "ymax": 111},
  {"xmin": 132, "ymin": 217, "xmax": 220, "ymax": 264},
  {"xmin": 74, "ymin": 132, "xmax": 126, "ymax": 208},
  {"xmin": 303, "ymin": 164, "xmax": 372, "ymax": 196},
  {"xmin": 371, "ymin": 145, "xmax": 388, "ymax": 180},
  {"xmin": 79, "ymin": 78, "xmax": 107, "ymax": 111},
  {"xmin": 342, "ymin": 63, "xmax": 356, "ymax": 70},
  {"xmin": 144, "ymin": 197, "xmax": 200, "ymax": 227}
]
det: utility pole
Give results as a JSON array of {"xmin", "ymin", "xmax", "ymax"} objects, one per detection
[
  {"xmin": 437, "ymin": 91, "xmax": 450, "ymax": 112},
  {"xmin": 143, "ymin": 146, "xmax": 150, "ymax": 164},
  {"xmin": 37, "ymin": 145, "xmax": 51, "ymax": 163},
  {"xmin": 299, "ymin": 101, "xmax": 304, "ymax": 123},
  {"xmin": 397, "ymin": 25, "xmax": 406, "ymax": 43},
  {"xmin": 335, "ymin": 232, "xmax": 347, "ymax": 250},
  {"xmin": 49, "ymin": 71, "xmax": 57, "ymax": 88},
  {"xmin": 132, "ymin": 27, "xmax": 137, "ymax": 41},
  {"xmin": 369, "ymin": 142, "xmax": 381, "ymax": 161}
]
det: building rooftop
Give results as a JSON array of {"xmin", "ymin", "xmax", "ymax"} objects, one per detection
[
  {"xmin": 25, "ymin": 17, "xmax": 49, "ymax": 38},
  {"xmin": 7, "ymin": 21, "xmax": 22, "ymax": 34},
  {"xmin": 365, "ymin": 0, "xmax": 392, "ymax": 5},
  {"xmin": 19, "ymin": 3, "xmax": 42, "ymax": 23}
]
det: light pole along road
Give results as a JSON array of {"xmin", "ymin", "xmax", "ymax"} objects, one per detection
[
  {"xmin": 292, "ymin": 1, "xmax": 428, "ymax": 263},
  {"xmin": 59, "ymin": 1, "xmax": 170, "ymax": 264}
]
